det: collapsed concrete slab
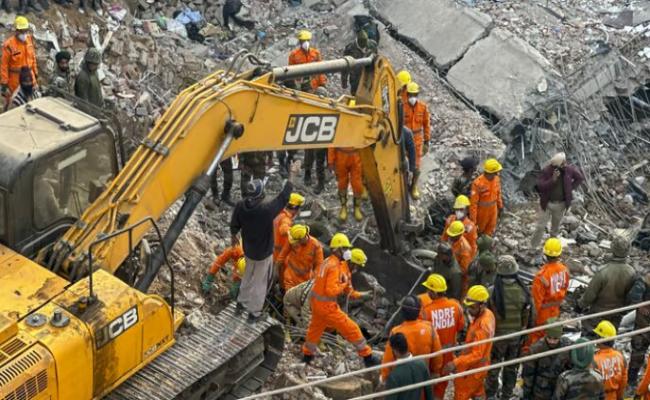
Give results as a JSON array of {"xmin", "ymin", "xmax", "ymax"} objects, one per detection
[
  {"xmin": 374, "ymin": 0, "xmax": 493, "ymax": 69},
  {"xmin": 447, "ymin": 28, "xmax": 560, "ymax": 121}
]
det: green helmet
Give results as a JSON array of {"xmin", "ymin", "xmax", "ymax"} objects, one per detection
[
  {"xmin": 544, "ymin": 317, "xmax": 563, "ymax": 339},
  {"xmin": 85, "ymin": 48, "xmax": 102, "ymax": 64},
  {"xmin": 571, "ymin": 338, "xmax": 595, "ymax": 369},
  {"xmin": 478, "ymin": 252, "xmax": 497, "ymax": 268},
  {"xmin": 496, "ymin": 255, "xmax": 518, "ymax": 275},
  {"xmin": 611, "ymin": 235, "xmax": 630, "ymax": 258},
  {"xmin": 477, "ymin": 234, "xmax": 494, "ymax": 252}
]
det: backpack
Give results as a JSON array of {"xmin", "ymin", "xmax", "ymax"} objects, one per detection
[{"xmin": 353, "ymin": 15, "xmax": 380, "ymax": 44}]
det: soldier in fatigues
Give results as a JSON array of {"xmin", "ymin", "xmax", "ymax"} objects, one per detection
[
  {"xmin": 341, "ymin": 30, "xmax": 377, "ymax": 94},
  {"xmin": 486, "ymin": 256, "xmax": 533, "ymax": 399},
  {"xmin": 552, "ymin": 338, "xmax": 605, "ymax": 400},
  {"xmin": 522, "ymin": 318, "xmax": 572, "ymax": 400},
  {"xmin": 628, "ymin": 272, "xmax": 650, "ymax": 392}
]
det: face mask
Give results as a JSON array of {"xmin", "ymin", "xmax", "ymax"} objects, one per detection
[
  {"xmin": 408, "ymin": 97, "xmax": 417, "ymax": 106},
  {"xmin": 17, "ymin": 33, "xmax": 27, "ymax": 42},
  {"xmin": 22, "ymin": 85, "xmax": 33, "ymax": 96},
  {"xmin": 342, "ymin": 249, "xmax": 352, "ymax": 261},
  {"xmin": 455, "ymin": 210, "xmax": 465, "ymax": 219},
  {"xmin": 301, "ymin": 41, "xmax": 310, "ymax": 51}
]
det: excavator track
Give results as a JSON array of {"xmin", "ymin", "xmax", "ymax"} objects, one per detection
[{"xmin": 106, "ymin": 303, "xmax": 284, "ymax": 400}]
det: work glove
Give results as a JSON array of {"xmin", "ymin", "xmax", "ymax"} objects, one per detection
[
  {"xmin": 201, "ymin": 274, "xmax": 215, "ymax": 293},
  {"xmin": 422, "ymin": 141, "xmax": 430, "ymax": 155}
]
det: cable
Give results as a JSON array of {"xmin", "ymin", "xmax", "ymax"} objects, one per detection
[
  {"xmin": 351, "ymin": 325, "xmax": 650, "ymax": 400},
  {"xmin": 240, "ymin": 298, "xmax": 650, "ymax": 399}
]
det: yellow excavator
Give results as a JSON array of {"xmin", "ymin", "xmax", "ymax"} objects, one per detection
[{"xmin": 0, "ymin": 54, "xmax": 412, "ymax": 399}]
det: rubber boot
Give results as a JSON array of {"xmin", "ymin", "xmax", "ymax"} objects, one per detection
[
  {"xmin": 303, "ymin": 354, "xmax": 314, "ymax": 364},
  {"xmin": 338, "ymin": 192, "xmax": 348, "ymax": 222},
  {"xmin": 363, "ymin": 354, "xmax": 380, "ymax": 367},
  {"xmin": 361, "ymin": 185, "xmax": 369, "ymax": 200},
  {"xmin": 410, "ymin": 169, "xmax": 421, "ymax": 200},
  {"xmin": 353, "ymin": 197, "xmax": 363, "ymax": 222}
]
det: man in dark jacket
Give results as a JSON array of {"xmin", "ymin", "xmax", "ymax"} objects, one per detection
[
  {"xmin": 341, "ymin": 30, "xmax": 377, "ymax": 94},
  {"xmin": 430, "ymin": 242, "xmax": 463, "ymax": 301},
  {"xmin": 531, "ymin": 152, "xmax": 584, "ymax": 248},
  {"xmin": 74, "ymin": 48, "xmax": 103, "ymax": 107},
  {"xmin": 231, "ymin": 160, "xmax": 300, "ymax": 322},
  {"xmin": 385, "ymin": 332, "xmax": 433, "ymax": 400}
]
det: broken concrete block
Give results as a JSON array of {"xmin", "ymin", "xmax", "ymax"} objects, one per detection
[
  {"xmin": 376, "ymin": 0, "xmax": 493, "ymax": 69},
  {"xmin": 447, "ymin": 28, "xmax": 559, "ymax": 121},
  {"xmin": 317, "ymin": 376, "xmax": 373, "ymax": 400}
]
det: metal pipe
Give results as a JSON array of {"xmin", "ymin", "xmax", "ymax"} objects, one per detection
[{"xmin": 271, "ymin": 56, "xmax": 374, "ymax": 81}]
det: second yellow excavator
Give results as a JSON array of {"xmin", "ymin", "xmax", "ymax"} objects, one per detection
[{"xmin": 0, "ymin": 54, "xmax": 415, "ymax": 399}]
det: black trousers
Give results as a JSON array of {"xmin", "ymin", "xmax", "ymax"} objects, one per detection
[
  {"xmin": 210, "ymin": 158, "xmax": 233, "ymax": 198},
  {"xmin": 304, "ymin": 149, "xmax": 326, "ymax": 183}
]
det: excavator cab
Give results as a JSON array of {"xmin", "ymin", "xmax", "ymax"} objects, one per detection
[{"xmin": 0, "ymin": 97, "xmax": 118, "ymax": 258}]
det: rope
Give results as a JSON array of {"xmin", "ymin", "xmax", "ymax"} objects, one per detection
[
  {"xmin": 240, "ymin": 299, "xmax": 650, "ymax": 399},
  {"xmin": 351, "ymin": 325, "xmax": 650, "ymax": 400}
]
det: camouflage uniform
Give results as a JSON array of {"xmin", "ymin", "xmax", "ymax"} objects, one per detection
[
  {"xmin": 628, "ymin": 274, "xmax": 650, "ymax": 388},
  {"xmin": 522, "ymin": 337, "xmax": 572, "ymax": 399},
  {"xmin": 430, "ymin": 253, "xmax": 463, "ymax": 302},
  {"xmin": 451, "ymin": 172, "xmax": 477, "ymax": 198},
  {"xmin": 240, "ymin": 152, "xmax": 267, "ymax": 194},
  {"xmin": 468, "ymin": 235, "xmax": 496, "ymax": 288},
  {"xmin": 341, "ymin": 32, "xmax": 377, "ymax": 94},
  {"xmin": 552, "ymin": 368, "xmax": 605, "ymax": 400}
]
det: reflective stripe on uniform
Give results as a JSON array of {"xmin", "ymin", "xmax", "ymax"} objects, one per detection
[
  {"xmin": 352, "ymin": 338, "xmax": 368, "ymax": 351},
  {"xmin": 541, "ymin": 301, "xmax": 562, "ymax": 309},
  {"xmin": 287, "ymin": 261, "xmax": 310, "ymax": 277},
  {"xmin": 478, "ymin": 201, "xmax": 496, "ymax": 207},
  {"xmin": 310, "ymin": 291, "xmax": 336, "ymax": 302}
]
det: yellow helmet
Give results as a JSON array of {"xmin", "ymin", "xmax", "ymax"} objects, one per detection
[
  {"xmin": 330, "ymin": 233, "xmax": 351, "ymax": 249},
  {"xmin": 288, "ymin": 192, "xmax": 305, "ymax": 207},
  {"xmin": 396, "ymin": 70, "xmax": 412, "ymax": 88},
  {"xmin": 484, "ymin": 158, "xmax": 502, "ymax": 174},
  {"xmin": 297, "ymin": 30, "xmax": 312, "ymax": 41},
  {"xmin": 15, "ymin": 16, "xmax": 29, "ymax": 30},
  {"xmin": 453, "ymin": 195, "xmax": 470, "ymax": 209},
  {"xmin": 422, "ymin": 273, "xmax": 447, "ymax": 292},
  {"xmin": 289, "ymin": 224, "xmax": 309, "ymax": 244},
  {"xmin": 236, "ymin": 257, "xmax": 246, "ymax": 276},
  {"xmin": 464, "ymin": 285, "xmax": 489, "ymax": 306},
  {"xmin": 350, "ymin": 248, "xmax": 367, "ymax": 267},
  {"xmin": 543, "ymin": 237, "xmax": 562, "ymax": 257},
  {"xmin": 406, "ymin": 82, "xmax": 420, "ymax": 94},
  {"xmin": 446, "ymin": 220, "xmax": 465, "ymax": 238},
  {"xmin": 593, "ymin": 320, "xmax": 616, "ymax": 339}
]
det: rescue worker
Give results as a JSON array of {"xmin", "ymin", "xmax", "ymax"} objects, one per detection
[
  {"xmin": 302, "ymin": 236, "xmax": 378, "ymax": 366},
  {"xmin": 230, "ymin": 160, "xmax": 300, "ymax": 323},
  {"xmin": 469, "ymin": 158, "xmax": 504, "ymax": 236},
  {"xmin": 222, "ymin": 0, "xmax": 255, "ymax": 31},
  {"xmin": 272, "ymin": 192, "xmax": 305, "ymax": 260},
  {"xmin": 486, "ymin": 255, "xmax": 533, "ymax": 400},
  {"xmin": 381, "ymin": 295, "xmax": 443, "ymax": 383},
  {"xmin": 418, "ymin": 274, "xmax": 465, "ymax": 399},
  {"xmin": 9, "ymin": 66, "xmax": 41, "ymax": 109},
  {"xmin": 531, "ymin": 152, "xmax": 584, "ymax": 248},
  {"xmin": 385, "ymin": 332, "xmax": 435, "ymax": 400},
  {"xmin": 395, "ymin": 69, "xmax": 417, "ymax": 182},
  {"xmin": 283, "ymin": 278, "xmax": 314, "ymax": 328},
  {"xmin": 522, "ymin": 318, "xmax": 572, "ymax": 400},
  {"xmin": 74, "ymin": 48, "xmax": 103, "ymax": 107},
  {"xmin": 577, "ymin": 235, "xmax": 636, "ymax": 332},
  {"xmin": 341, "ymin": 29, "xmax": 377, "ymax": 94},
  {"xmin": 592, "ymin": 320, "xmax": 627, "ymax": 400},
  {"xmin": 441, "ymin": 194, "xmax": 478, "ymax": 257},
  {"xmin": 210, "ymin": 158, "xmax": 234, "ymax": 206},
  {"xmin": 51, "ymin": 50, "xmax": 73, "ymax": 94},
  {"xmin": 446, "ymin": 220, "xmax": 474, "ymax": 296},
  {"xmin": 628, "ymin": 272, "xmax": 650, "ymax": 392},
  {"xmin": 442, "ymin": 285, "xmax": 495, "ymax": 400},
  {"xmin": 328, "ymin": 146, "xmax": 363, "ymax": 221},
  {"xmin": 201, "ymin": 242, "xmax": 245, "ymax": 298},
  {"xmin": 452, "ymin": 156, "xmax": 479, "ymax": 198},
  {"xmin": 396, "ymin": 70, "xmax": 411, "ymax": 105},
  {"xmin": 289, "ymin": 30, "xmax": 327, "ymax": 194},
  {"xmin": 430, "ymin": 242, "xmax": 463, "ymax": 301},
  {"xmin": 275, "ymin": 224, "xmax": 323, "ymax": 291},
  {"xmin": 467, "ymin": 234, "xmax": 497, "ymax": 288},
  {"xmin": 240, "ymin": 152, "xmax": 267, "ymax": 195},
  {"xmin": 635, "ymin": 353, "xmax": 650, "ymax": 400},
  {"xmin": 402, "ymin": 82, "xmax": 431, "ymax": 200},
  {"xmin": 1, "ymin": 17, "xmax": 38, "ymax": 105},
  {"xmin": 530, "ymin": 238, "xmax": 570, "ymax": 345},
  {"xmin": 552, "ymin": 338, "xmax": 605, "ymax": 400}
]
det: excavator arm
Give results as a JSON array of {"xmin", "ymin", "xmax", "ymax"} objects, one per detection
[{"xmin": 45, "ymin": 55, "xmax": 409, "ymax": 286}]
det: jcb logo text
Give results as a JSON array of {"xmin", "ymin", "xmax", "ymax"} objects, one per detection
[
  {"xmin": 96, "ymin": 306, "xmax": 139, "ymax": 349},
  {"xmin": 283, "ymin": 114, "xmax": 338, "ymax": 145}
]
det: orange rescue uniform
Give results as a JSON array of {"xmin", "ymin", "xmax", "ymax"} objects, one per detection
[
  {"xmin": 273, "ymin": 209, "xmax": 294, "ymax": 260},
  {"xmin": 452, "ymin": 308, "xmax": 495, "ymax": 400},
  {"xmin": 419, "ymin": 294, "xmax": 465, "ymax": 399},
  {"xmin": 403, "ymin": 100, "xmax": 431, "ymax": 169},
  {"xmin": 636, "ymin": 354, "xmax": 650, "ymax": 400},
  {"xmin": 328, "ymin": 148, "xmax": 363, "ymax": 197},
  {"xmin": 441, "ymin": 215, "xmax": 478, "ymax": 257},
  {"xmin": 276, "ymin": 236, "xmax": 324, "ymax": 291},
  {"xmin": 208, "ymin": 244, "xmax": 244, "ymax": 281},
  {"xmin": 381, "ymin": 319, "xmax": 443, "ymax": 382},
  {"xmin": 469, "ymin": 174, "xmax": 503, "ymax": 236},
  {"xmin": 451, "ymin": 236, "xmax": 474, "ymax": 297},
  {"xmin": 1, "ymin": 35, "xmax": 38, "ymax": 98},
  {"xmin": 594, "ymin": 347, "xmax": 627, "ymax": 400},
  {"xmin": 288, "ymin": 47, "xmax": 326, "ymax": 91},
  {"xmin": 302, "ymin": 256, "xmax": 371, "ymax": 357},
  {"xmin": 530, "ymin": 260, "xmax": 570, "ymax": 344}
]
